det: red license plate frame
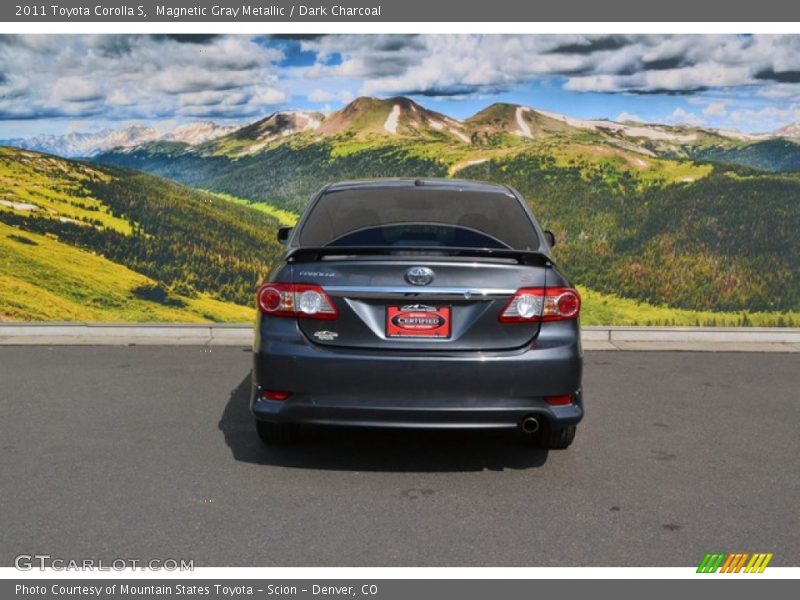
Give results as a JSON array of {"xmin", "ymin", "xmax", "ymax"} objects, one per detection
[{"xmin": 386, "ymin": 305, "xmax": 451, "ymax": 339}]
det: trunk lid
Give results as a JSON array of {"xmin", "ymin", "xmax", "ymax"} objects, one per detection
[{"xmin": 291, "ymin": 251, "xmax": 548, "ymax": 351}]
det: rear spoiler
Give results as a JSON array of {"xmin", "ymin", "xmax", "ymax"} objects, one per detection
[{"xmin": 285, "ymin": 245, "xmax": 553, "ymax": 267}]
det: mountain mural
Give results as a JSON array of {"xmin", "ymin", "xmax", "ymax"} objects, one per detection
[
  {"xmin": 90, "ymin": 97, "xmax": 800, "ymax": 319},
  {"xmin": 2, "ymin": 97, "xmax": 800, "ymax": 324}
]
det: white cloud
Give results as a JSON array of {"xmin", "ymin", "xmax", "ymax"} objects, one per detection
[
  {"xmin": 50, "ymin": 77, "xmax": 103, "ymax": 103},
  {"xmin": 65, "ymin": 120, "xmax": 91, "ymax": 133},
  {"xmin": 616, "ymin": 112, "xmax": 644, "ymax": 123},
  {"xmin": 302, "ymin": 34, "xmax": 800, "ymax": 100},
  {"xmin": 308, "ymin": 89, "xmax": 335, "ymax": 102},
  {"xmin": 308, "ymin": 88, "xmax": 354, "ymax": 104},
  {"xmin": 565, "ymin": 74, "xmax": 639, "ymax": 93},
  {"xmin": 0, "ymin": 34, "xmax": 287, "ymax": 120},
  {"xmin": 107, "ymin": 89, "xmax": 136, "ymax": 107},
  {"xmin": 666, "ymin": 107, "xmax": 705, "ymax": 126},
  {"xmin": 250, "ymin": 87, "xmax": 287, "ymax": 105},
  {"xmin": 178, "ymin": 90, "xmax": 250, "ymax": 108},
  {"xmin": 727, "ymin": 105, "xmax": 800, "ymax": 130},
  {"xmin": 757, "ymin": 83, "xmax": 800, "ymax": 99},
  {"xmin": 703, "ymin": 102, "xmax": 727, "ymax": 117}
]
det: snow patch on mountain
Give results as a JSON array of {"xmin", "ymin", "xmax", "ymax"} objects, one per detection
[
  {"xmin": 451, "ymin": 128, "xmax": 470, "ymax": 143},
  {"xmin": 1, "ymin": 121, "xmax": 234, "ymax": 157},
  {"xmin": 303, "ymin": 113, "xmax": 323, "ymax": 131},
  {"xmin": 711, "ymin": 129, "xmax": 764, "ymax": 141},
  {"xmin": 384, "ymin": 104, "xmax": 401, "ymax": 134},
  {"xmin": 163, "ymin": 121, "xmax": 237, "ymax": 145},
  {"xmin": 538, "ymin": 109, "xmax": 699, "ymax": 143},
  {"xmin": 450, "ymin": 157, "xmax": 489, "ymax": 174},
  {"xmin": 515, "ymin": 106, "xmax": 533, "ymax": 139},
  {"xmin": 1, "ymin": 126, "xmax": 157, "ymax": 157},
  {"xmin": 774, "ymin": 122, "xmax": 800, "ymax": 139}
]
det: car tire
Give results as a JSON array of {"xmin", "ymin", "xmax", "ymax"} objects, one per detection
[
  {"xmin": 533, "ymin": 423, "xmax": 576, "ymax": 450},
  {"xmin": 255, "ymin": 420, "xmax": 299, "ymax": 444}
]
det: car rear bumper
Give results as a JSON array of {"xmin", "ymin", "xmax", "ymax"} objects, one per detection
[
  {"xmin": 251, "ymin": 394, "xmax": 583, "ymax": 429},
  {"xmin": 251, "ymin": 317, "xmax": 583, "ymax": 429}
]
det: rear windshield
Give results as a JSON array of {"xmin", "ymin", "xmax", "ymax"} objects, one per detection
[{"xmin": 298, "ymin": 187, "xmax": 540, "ymax": 250}]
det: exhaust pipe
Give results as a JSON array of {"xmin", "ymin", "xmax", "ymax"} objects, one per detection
[{"xmin": 520, "ymin": 416, "xmax": 540, "ymax": 434}]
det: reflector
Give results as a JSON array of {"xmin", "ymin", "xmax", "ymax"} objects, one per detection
[{"xmin": 545, "ymin": 394, "xmax": 573, "ymax": 406}]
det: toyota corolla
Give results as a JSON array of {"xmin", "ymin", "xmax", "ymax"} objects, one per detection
[{"xmin": 251, "ymin": 178, "xmax": 583, "ymax": 449}]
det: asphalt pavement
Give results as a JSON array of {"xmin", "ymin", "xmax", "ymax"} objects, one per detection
[{"xmin": 0, "ymin": 346, "xmax": 798, "ymax": 567}]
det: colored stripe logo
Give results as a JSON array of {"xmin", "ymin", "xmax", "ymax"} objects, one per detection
[{"xmin": 697, "ymin": 553, "xmax": 773, "ymax": 573}]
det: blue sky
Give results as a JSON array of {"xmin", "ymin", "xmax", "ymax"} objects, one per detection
[{"xmin": 1, "ymin": 34, "xmax": 800, "ymax": 137}]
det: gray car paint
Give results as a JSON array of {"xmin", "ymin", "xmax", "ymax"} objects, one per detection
[{"xmin": 252, "ymin": 178, "xmax": 583, "ymax": 429}]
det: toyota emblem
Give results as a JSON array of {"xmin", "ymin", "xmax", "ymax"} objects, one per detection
[{"xmin": 405, "ymin": 266, "xmax": 435, "ymax": 286}]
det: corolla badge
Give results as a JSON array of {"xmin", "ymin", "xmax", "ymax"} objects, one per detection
[
  {"xmin": 405, "ymin": 266, "xmax": 435, "ymax": 286},
  {"xmin": 313, "ymin": 331, "xmax": 339, "ymax": 341}
]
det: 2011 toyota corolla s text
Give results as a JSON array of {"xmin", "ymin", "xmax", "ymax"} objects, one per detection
[{"xmin": 251, "ymin": 178, "xmax": 583, "ymax": 449}]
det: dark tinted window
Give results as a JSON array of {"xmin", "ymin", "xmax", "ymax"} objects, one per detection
[{"xmin": 298, "ymin": 187, "xmax": 540, "ymax": 250}]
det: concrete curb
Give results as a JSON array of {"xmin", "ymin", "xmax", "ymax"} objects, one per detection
[
  {"xmin": 0, "ymin": 323, "xmax": 248, "ymax": 347},
  {"xmin": 581, "ymin": 326, "xmax": 800, "ymax": 351},
  {"xmin": 0, "ymin": 323, "xmax": 799, "ymax": 351}
]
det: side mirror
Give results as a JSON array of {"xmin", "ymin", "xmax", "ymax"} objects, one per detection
[
  {"xmin": 543, "ymin": 230, "xmax": 556, "ymax": 247},
  {"xmin": 277, "ymin": 227, "xmax": 293, "ymax": 244}
]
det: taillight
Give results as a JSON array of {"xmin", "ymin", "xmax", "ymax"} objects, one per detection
[
  {"xmin": 257, "ymin": 283, "xmax": 338, "ymax": 320},
  {"xmin": 499, "ymin": 287, "xmax": 581, "ymax": 323}
]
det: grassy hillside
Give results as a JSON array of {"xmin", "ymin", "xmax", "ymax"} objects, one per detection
[
  {"xmin": 6, "ymin": 217, "xmax": 796, "ymax": 325},
  {"xmin": 98, "ymin": 140, "xmax": 450, "ymax": 214},
  {"xmin": 4, "ymin": 147, "xmax": 799, "ymax": 325},
  {"xmin": 202, "ymin": 190, "xmax": 299, "ymax": 226},
  {"xmin": 94, "ymin": 125, "xmax": 800, "ymax": 316},
  {"xmin": 95, "ymin": 137, "xmax": 711, "ymax": 215},
  {"xmin": 0, "ymin": 147, "xmax": 282, "ymax": 321},
  {"xmin": 0, "ymin": 222, "xmax": 251, "ymax": 322},
  {"xmin": 578, "ymin": 286, "xmax": 799, "ymax": 327}
]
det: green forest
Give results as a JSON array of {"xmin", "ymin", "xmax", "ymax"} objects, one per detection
[
  {"xmin": 0, "ymin": 148, "xmax": 281, "ymax": 321},
  {"xmin": 96, "ymin": 138, "xmax": 800, "ymax": 316}
]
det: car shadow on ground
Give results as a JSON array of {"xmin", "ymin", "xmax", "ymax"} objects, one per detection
[{"xmin": 219, "ymin": 374, "xmax": 548, "ymax": 472}]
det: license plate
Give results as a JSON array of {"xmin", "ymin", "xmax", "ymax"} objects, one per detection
[{"xmin": 386, "ymin": 305, "xmax": 451, "ymax": 338}]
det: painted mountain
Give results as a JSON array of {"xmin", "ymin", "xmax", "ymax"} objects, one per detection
[
  {"xmin": 0, "ymin": 121, "xmax": 237, "ymax": 158},
  {"xmin": 2, "ymin": 97, "xmax": 800, "ymax": 324}
]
